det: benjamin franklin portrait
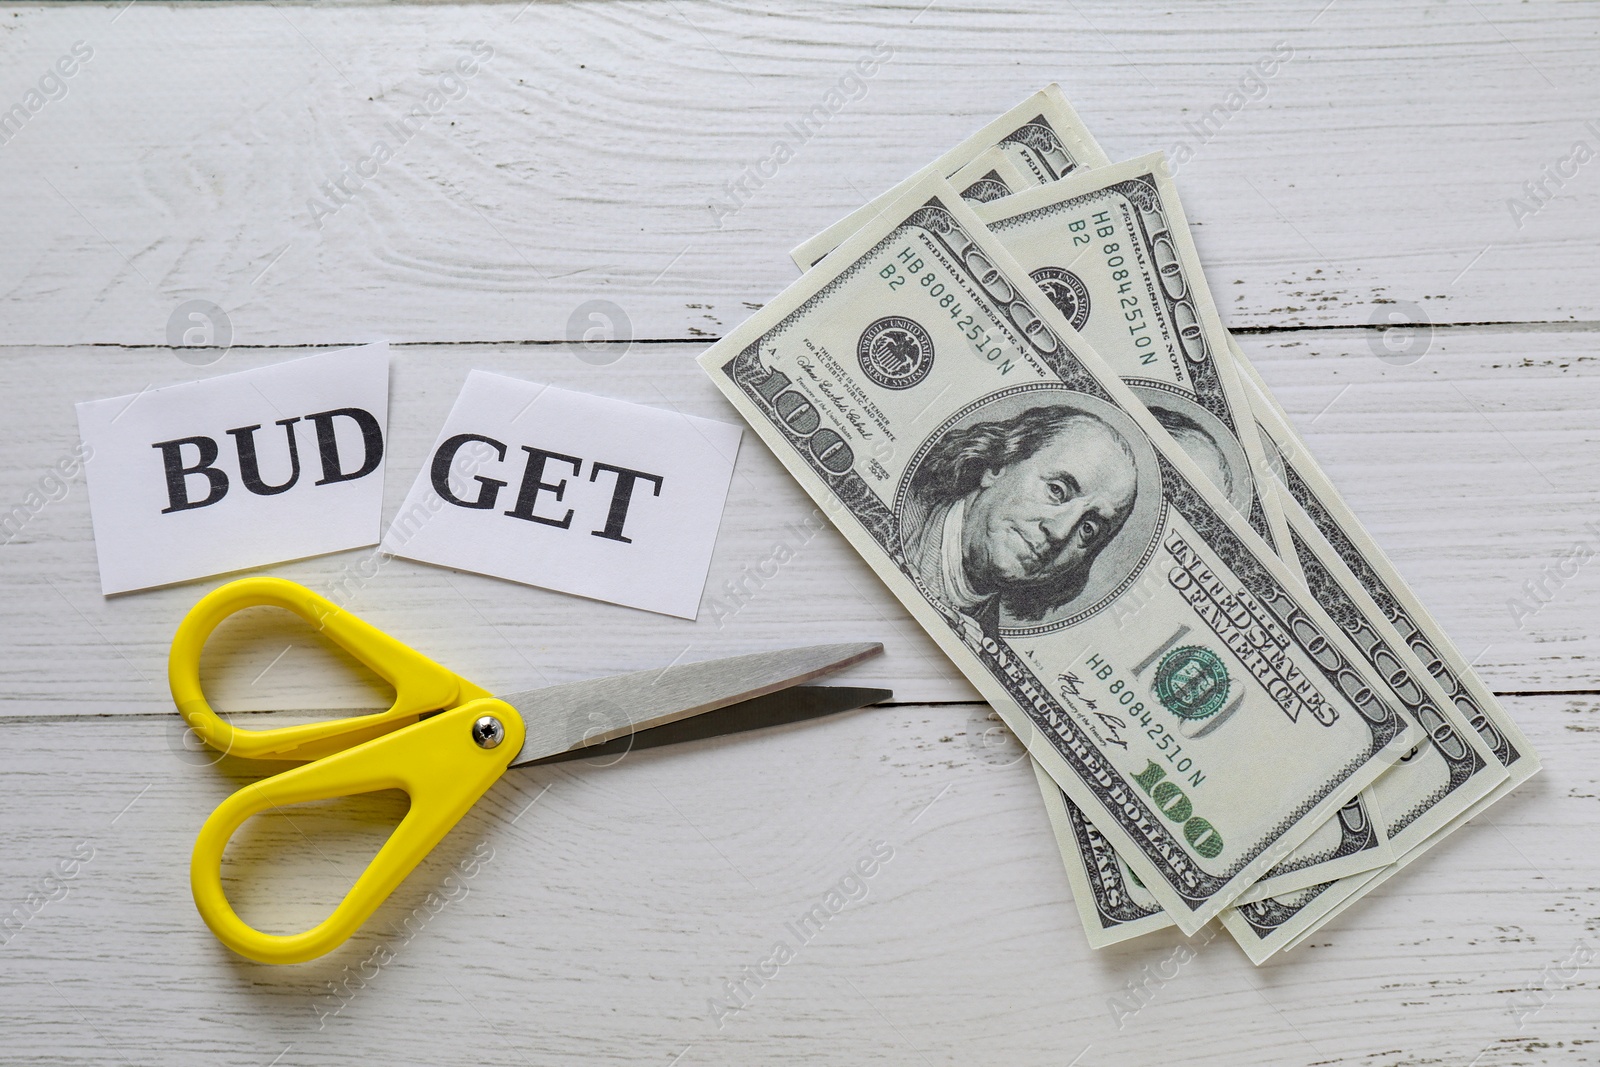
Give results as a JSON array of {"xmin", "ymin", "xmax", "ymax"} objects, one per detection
[{"xmin": 901, "ymin": 402, "xmax": 1141, "ymax": 635}]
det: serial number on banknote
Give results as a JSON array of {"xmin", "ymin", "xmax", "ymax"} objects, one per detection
[
  {"xmin": 880, "ymin": 246, "xmax": 1016, "ymax": 372},
  {"xmin": 1076, "ymin": 211, "xmax": 1162, "ymax": 365}
]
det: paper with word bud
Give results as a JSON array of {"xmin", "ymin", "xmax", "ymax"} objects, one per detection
[
  {"xmin": 75, "ymin": 344, "xmax": 391, "ymax": 595},
  {"xmin": 383, "ymin": 372, "xmax": 741, "ymax": 619}
]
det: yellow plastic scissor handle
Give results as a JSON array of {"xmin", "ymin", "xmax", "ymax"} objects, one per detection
[
  {"xmin": 169, "ymin": 577, "xmax": 492, "ymax": 761},
  {"xmin": 191, "ymin": 696, "xmax": 526, "ymax": 964}
]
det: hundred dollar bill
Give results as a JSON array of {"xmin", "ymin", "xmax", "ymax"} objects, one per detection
[
  {"xmin": 1279, "ymin": 711, "xmax": 1539, "ymax": 956},
  {"xmin": 790, "ymin": 84, "xmax": 1109, "ymax": 269},
  {"xmin": 1228, "ymin": 789, "xmax": 1388, "ymax": 902},
  {"xmin": 1040, "ymin": 769, "xmax": 1390, "ymax": 947},
  {"xmin": 971, "ymin": 154, "xmax": 1293, "ymax": 572},
  {"xmin": 1214, "ymin": 340, "xmax": 1539, "ymax": 957},
  {"xmin": 949, "ymin": 147, "xmax": 1038, "ymax": 205},
  {"xmin": 1231, "ymin": 339, "xmax": 1540, "ymax": 802},
  {"xmin": 1034, "ymin": 761, "xmax": 1173, "ymax": 947},
  {"xmin": 965, "ymin": 119, "xmax": 1530, "ymax": 938},
  {"xmin": 1043, "ymin": 340, "xmax": 1511, "ymax": 939},
  {"xmin": 968, "ymin": 151, "xmax": 1441, "ymax": 907},
  {"xmin": 701, "ymin": 174, "xmax": 1421, "ymax": 932},
  {"xmin": 1056, "ymin": 337, "xmax": 1518, "ymax": 953},
  {"xmin": 1268, "ymin": 804, "xmax": 1491, "ymax": 954},
  {"xmin": 1272, "ymin": 775, "xmax": 1503, "ymax": 957},
  {"xmin": 966, "ymin": 154, "xmax": 1418, "ymax": 909},
  {"xmin": 1229, "ymin": 496, "xmax": 1507, "ymax": 906},
  {"xmin": 1116, "ymin": 484, "xmax": 1507, "ymax": 955},
  {"xmin": 1222, "ymin": 869, "xmax": 1379, "ymax": 965}
]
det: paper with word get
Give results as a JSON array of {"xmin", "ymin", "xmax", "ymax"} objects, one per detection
[
  {"xmin": 75, "ymin": 344, "xmax": 390, "ymax": 595},
  {"xmin": 383, "ymin": 373, "xmax": 741, "ymax": 619}
]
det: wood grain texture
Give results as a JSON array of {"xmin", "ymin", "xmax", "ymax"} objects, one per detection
[
  {"xmin": 0, "ymin": 0, "xmax": 1596, "ymax": 347},
  {"xmin": 0, "ymin": 696, "xmax": 1593, "ymax": 1067},
  {"xmin": 3, "ymin": 329, "xmax": 1597, "ymax": 716},
  {"xmin": 2, "ymin": 1, "xmax": 1597, "ymax": 1064}
]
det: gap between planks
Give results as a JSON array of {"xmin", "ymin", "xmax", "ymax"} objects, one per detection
[
  {"xmin": 5, "ymin": 320, "xmax": 1600, "ymax": 353},
  {"xmin": 1, "ymin": 691, "xmax": 1593, "ymax": 726}
]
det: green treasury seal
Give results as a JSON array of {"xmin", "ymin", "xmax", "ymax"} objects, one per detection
[{"xmin": 1152, "ymin": 646, "xmax": 1230, "ymax": 721}]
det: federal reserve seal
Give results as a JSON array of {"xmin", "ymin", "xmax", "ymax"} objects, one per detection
[
  {"xmin": 1153, "ymin": 646, "xmax": 1230, "ymax": 721},
  {"xmin": 857, "ymin": 316, "xmax": 934, "ymax": 390},
  {"xmin": 1030, "ymin": 267, "xmax": 1092, "ymax": 332}
]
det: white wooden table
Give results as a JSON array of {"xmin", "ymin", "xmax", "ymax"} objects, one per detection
[{"xmin": 2, "ymin": 2, "xmax": 1598, "ymax": 1064}]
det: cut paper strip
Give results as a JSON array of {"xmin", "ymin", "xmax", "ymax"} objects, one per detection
[
  {"xmin": 75, "ymin": 344, "xmax": 391, "ymax": 594},
  {"xmin": 383, "ymin": 372, "xmax": 741, "ymax": 620}
]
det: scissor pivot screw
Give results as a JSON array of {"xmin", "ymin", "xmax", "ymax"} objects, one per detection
[{"xmin": 471, "ymin": 715, "xmax": 505, "ymax": 749}]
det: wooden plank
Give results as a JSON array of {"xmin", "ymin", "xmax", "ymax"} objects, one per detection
[
  {"xmin": 0, "ymin": 0, "xmax": 1596, "ymax": 347},
  {"xmin": 1239, "ymin": 326, "xmax": 1600, "ymax": 696},
  {"xmin": 0, "ymin": 694, "xmax": 1590, "ymax": 1066},
  {"xmin": 3, "ymin": 4, "xmax": 1593, "ymax": 1063},
  {"xmin": 3, "ymin": 327, "xmax": 1597, "ymax": 718},
  {"xmin": 0, "ymin": 343, "xmax": 973, "ymax": 714}
]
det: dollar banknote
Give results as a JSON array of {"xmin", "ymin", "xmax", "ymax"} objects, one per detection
[
  {"xmin": 1033, "ymin": 761, "xmax": 1174, "ymax": 947},
  {"xmin": 965, "ymin": 151, "xmax": 1456, "ymax": 903},
  {"xmin": 1037, "ymin": 384, "xmax": 1511, "ymax": 952},
  {"xmin": 952, "ymin": 106, "xmax": 1533, "ymax": 948},
  {"xmin": 1040, "ymin": 766, "xmax": 1394, "ymax": 946},
  {"xmin": 1271, "ymin": 790, "xmax": 1485, "ymax": 957},
  {"xmin": 1273, "ymin": 744, "xmax": 1536, "ymax": 954},
  {"xmin": 949, "ymin": 146, "xmax": 1037, "ymax": 205},
  {"xmin": 970, "ymin": 155, "xmax": 1294, "ymax": 594},
  {"xmin": 1228, "ymin": 496, "xmax": 1508, "ymax": 904},
  {"xmin": 985, "ymin": 189, "xmax": 1510, "ymax": 940},
  {"xmin": 702, "ymin": 174, "xmax": 1423, "ymax": 932},
  {"xmin": 1222, "ymin": 870, "xmax": 1378, "ymax": 964},
  {"xmin": 1233, "ymin": 342, "xmax": 1539, "ymax": 803},
  {"xmin": 962, "ymin": 154, "xmax": 1425, "ymax": 904},
  {"xmin": 789, "ymin": 84, "xmax": 1109, "ymax": 269},
  {"xmin": 1215, "ymin": 341, "xmax": 1539, "ymax": 958}
]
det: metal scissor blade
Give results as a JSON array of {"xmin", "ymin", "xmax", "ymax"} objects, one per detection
[
  {"xmin": 527, "ymin": 685, "xmax": 893, "ymax": 765},
  {"xmin": 502, "ymin": 643, "xmax": 883, "ymax": 767}
]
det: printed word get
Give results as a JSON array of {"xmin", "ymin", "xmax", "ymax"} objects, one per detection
[{"xmin": 429, "ymin": 433, "xmax": 664, "ymax": 544}]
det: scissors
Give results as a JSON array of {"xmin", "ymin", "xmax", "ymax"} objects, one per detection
[{"xmin": 171, "ymin": 577, "xmax": 886, "ymax": 965}]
